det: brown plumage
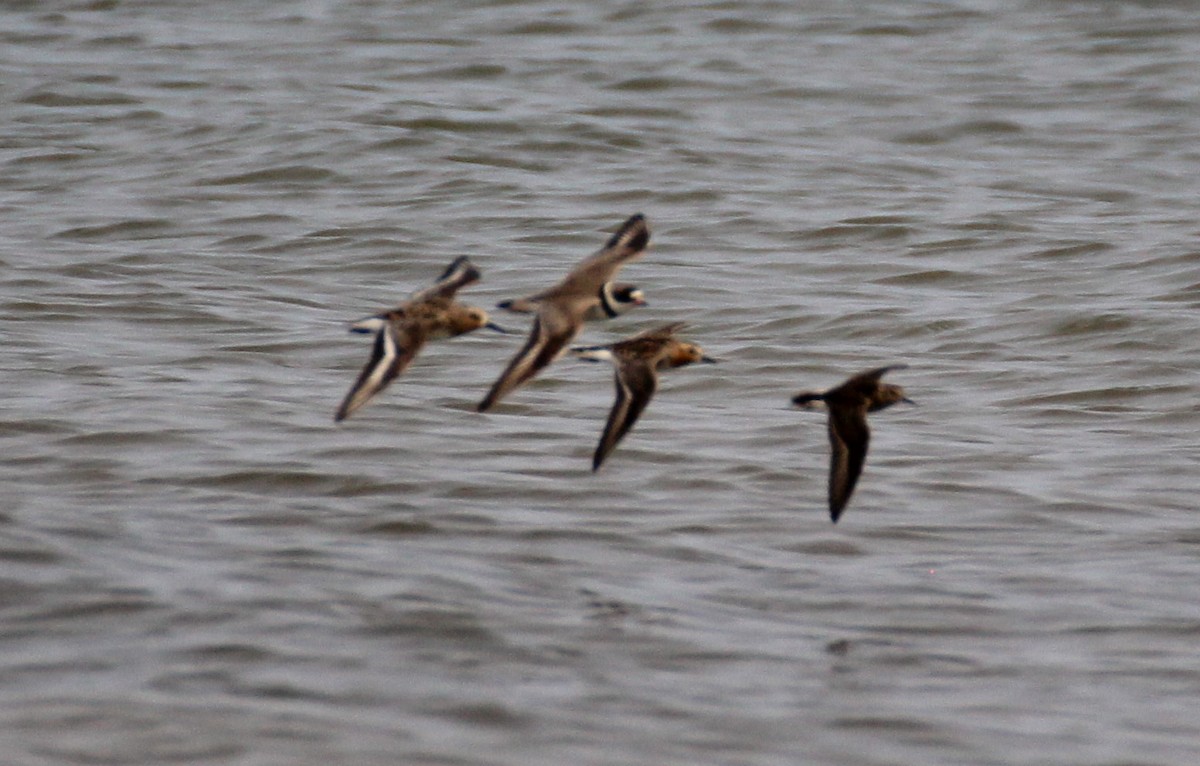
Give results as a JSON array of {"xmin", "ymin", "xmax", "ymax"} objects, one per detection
[
  {"xmin": 335, "ymin": 256, "xmax": 504, "ymax": 422},
  {"xmin": 791, "ymin": 365, "xmax": 912, "ymax": 522},
  {"xmin": 478, "ymin": 214, "xmax": 650, "ymax": 412},
  {"xmin": 572, "ymin": 322, "xmax": 717, "ymax": 471},
  {"xmin": 497, "ymin": 282, "xmax": 645, "ymax": 321}
]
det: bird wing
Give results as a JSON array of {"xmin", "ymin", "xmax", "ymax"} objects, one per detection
[
  {"xmin": 826, "ymin": 404, "xmax": 871, "ymax": 522},
  {"xmin": 592, "ymin": 359, "xmax": 657, "ymax": 471},
  {"xmin": 555, "ymin": 214, "xmax": 649, "ymax": 296},
  {"xmin": 411, "ymin": 256, "xmax": 481, "ymax": 302},
  {"xmin": 631, "ymin": 321, "xmax": 686, "ymax": 342},
  {"xmin": 334, "ymin": 322, "xmax": 426, "ymax": 422},
  {"xmin": 845, "ymin": 364, "xmax": 908, "ymax": 388},
  {"xmin": 477, "ymin": 304, "xmax": 579, "ymax": 411}
]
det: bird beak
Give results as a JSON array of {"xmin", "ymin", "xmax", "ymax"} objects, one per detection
[
  {"xmin": 902, "ymin": 397, "xmax": 916, "ymax": 406},
  {"xmin": 700, "ymin": 356, "xmax": 719, "ymax": 364},
  {"xmin": 485, "ymin": 322, "xmax": 513, "ymax": 334}
]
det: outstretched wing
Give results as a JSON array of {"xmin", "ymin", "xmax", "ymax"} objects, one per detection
[
  {"xmin": 826, "ymin": 405, "xmax": 870, "ymax": 522},
  {"xmin": 411, "ymin": 256, "xmax": 482, "ymax": 302},
  {"xmin": 629, "ymin": 321, "xmax": 685, "ymax": 343},
  {"xmin": 477, "ymin": 304, "xmax": 580, "ymax": 412},
  {"xmin": 843, "ymin": 364, "xmax": 909, "ymax": 390},
  {"xmin": 555, "ymin": 214, "xmax": 650, "ymax": 296},
  {"xmin": 592, "ymin": 359, "xmax": 657, "ymax": 471},
  {"xmin": 334, "ymin": 323, "xmax": 425, "ymax": 422}
]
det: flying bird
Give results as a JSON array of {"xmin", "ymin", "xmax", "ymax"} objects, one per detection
[
  {"xmin": 477, "ymin": 213, "xmax": 650, "ymax": 412},
  {"xmin": 497, "ymin": 282, "xmax": 645, "ymax": 321},
  {"xmin": 571, "ymin": 322, "xmax": 717, "ymax": 471},
  {"xmin": 334, "ymin": 256, "xmax": 505, "ymax": 422},
  {"xmin": 791, "ymin": 365, "xmax": 912, "ymax": 522}
]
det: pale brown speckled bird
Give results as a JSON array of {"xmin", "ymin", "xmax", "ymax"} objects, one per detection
[{"xmin": 335, "ymin": 256, "xmax": 506, "ymax": 422}]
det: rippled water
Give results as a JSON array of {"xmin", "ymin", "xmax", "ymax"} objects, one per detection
[{"xmin": 4, "ymin": 1, "xmax": 1200, "ymax": 764}]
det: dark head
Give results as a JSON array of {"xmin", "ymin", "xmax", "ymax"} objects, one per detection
[
  {"xmin": 869, "ymin": 383, "xmax": 913, "ymax": 412},
  {"xmin": 611, "ymin": 283, "xmax": 646, "ymax": 307},
  {"xmin": 598, "ymin": 282, "xmax": 646, "ymax": 318}
]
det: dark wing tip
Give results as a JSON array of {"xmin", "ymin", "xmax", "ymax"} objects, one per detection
[
  {"xmin": 592, "ymin": 435, "xmax": 616, "ymax": 471},
  {"xmin": 478, "ymin": 380, "xmax": 504, "ymax": 411},
  {"xmin": 862, "ymin": 363, "xmax": 909, "ymax": 382},
  {"xmin": 334, "ymin": 394, "xmax": 361, "ymax": 422},
  {"xmin": 436, "ymin": 255, "xmax": 471, "ymax": 282},
  {"xmin": 433, "ymin": 256, "xmax": 481, "ymax": 294},
  {"xmin": 605, "ymin": 213, "xmax": 650, "ymax": 252},
  {"xmin": 828, "ymin": 473, "xmax": 852, "ymax": 522}
]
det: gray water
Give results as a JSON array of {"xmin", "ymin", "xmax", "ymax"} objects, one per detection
[{"xmin": 3, "ymin": 1, "xmax": 1200, "ymax": 764}]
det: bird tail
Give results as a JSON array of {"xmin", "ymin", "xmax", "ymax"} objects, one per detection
[
  {"xmin": 791, "ymin": 392, "xmax": 826, "ymax": 409},
  {"xmin": 568, "ymin": 346, "xmax": 614, "ymax": 363},
  {"xmin": 349, "ymin": 315, "xmax": 389, "ymax": 334}
]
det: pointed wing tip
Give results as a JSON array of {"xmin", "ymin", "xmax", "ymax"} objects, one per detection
[
  {"xmin": 606, "ymin": 213, "xmax": 650, "ymax": 252},
  {"xmin": 876, "ymin": 363, "xmax": 909, "ymax": 377},
  {"xmin": 591, "ymin": 449, "xmax": 608, "ymax": 471},
  {"xmin": 478, "ymin": 378, "xmax": 510, "ymax": 412},
  {"xmin": 433, "ymin": 255, "xmax": 482, "ymax": 292}
]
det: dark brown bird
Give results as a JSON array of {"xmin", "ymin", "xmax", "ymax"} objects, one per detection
[
  {"xmin": 791, "ymin": 365, "xmax": 912, "ymax": 522},
  {"xmin": 478, "ymin": 214, "xmax": 650, "ymax": 412},
  {"xmin": 571, "ymin": 322, "xmax": 717, "ymax": 471}
]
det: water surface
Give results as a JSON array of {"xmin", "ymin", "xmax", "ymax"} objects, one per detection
[{"xmin": 3, "ymin": 2, "xmax": 1200, "ymax": 764}]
